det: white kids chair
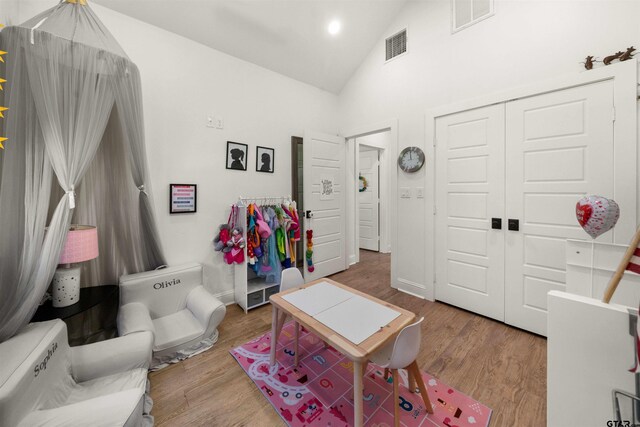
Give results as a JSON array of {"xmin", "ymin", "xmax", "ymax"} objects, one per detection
[
  {"xmin": 0, "ymin": 320, "xmax": 153, "ymax": 427},
  {"xmin": 281, "ymin": 267, "xmax": 305, "ymax": 290},
  {"xmin": 117, "ymin": 263, "xmax": 226, "ymax": 369},
  {"xmin": 368, "ymin": 317, "xmax": 433, "ymax": 426}
]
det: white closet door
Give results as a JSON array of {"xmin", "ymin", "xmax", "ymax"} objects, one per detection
[
  {"xmin": 435, "ymin": 104, "xmax": 506, "ymax": 321},
  {"xmin": 359, "ymin": 148, "xmax": 379, "ymax": 251},
  {"xmin": 505, "ymin": 80, "xmax": 615, "ymax": 335},
  {"xmin": 303, "ymin": 130, "xmax": 347, "ymax": 282}
]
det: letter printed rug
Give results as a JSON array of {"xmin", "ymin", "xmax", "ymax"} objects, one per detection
[{"xmin": 230, "ymin": 322, "xmax": 492, "ymax": 426}]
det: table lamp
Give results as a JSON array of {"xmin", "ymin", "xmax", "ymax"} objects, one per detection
[{"xmin": 52, "ymin": 225, "xmax": 99, "ymax": 308}]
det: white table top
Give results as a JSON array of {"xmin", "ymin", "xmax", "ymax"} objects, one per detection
[
  {"xmin": 282, "ymin": 281, "xmax": 401, "ymax": 345},
  {"xmin": 281, "ymin": 280, "xmax": 353, "ymax": 315}
]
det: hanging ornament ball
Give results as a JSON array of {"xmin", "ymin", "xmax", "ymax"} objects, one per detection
[{"xmin": 576, "ymin": 195, "xmax": 620, "ymax": 239}]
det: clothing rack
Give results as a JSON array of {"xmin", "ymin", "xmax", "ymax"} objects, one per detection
[
  {"xmin": 233, "ymin": 195, "xmax": 298, "ymax": 313},
  {"xmin": 237, "ymin": 195, "xmax": 293, "ymax": 206}
]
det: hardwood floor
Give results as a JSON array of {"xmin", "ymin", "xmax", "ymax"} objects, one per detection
[{"xmin": 149, "ymin": 250, "xmax": 546, "ymax": 426}]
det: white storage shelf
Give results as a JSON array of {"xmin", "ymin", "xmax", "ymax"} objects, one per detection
[{"xmin": 246, "ymin": 276, "xmax": 280, "ymax": 310}]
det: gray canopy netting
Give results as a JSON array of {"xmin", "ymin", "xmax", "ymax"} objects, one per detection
[{"xmin": 0, "ymin": 0, "xmax": 166, "ymax": 342}]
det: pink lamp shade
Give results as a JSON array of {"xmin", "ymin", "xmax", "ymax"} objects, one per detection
[{"xmin": 59, "ymin": 225, "xmax": 99, "ymax": 264}]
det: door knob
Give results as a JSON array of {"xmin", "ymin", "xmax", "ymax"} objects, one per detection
[
  {"xmin": 508, "ymin": 219, "xmax": 519, "ymax": 231},
  {"xmin": 305, "ymin": 210, "xmax": 313, "ymax": 219},
  {"xmin": 491, "ymin": 218, "xmax": 502, "ymax": 230}
]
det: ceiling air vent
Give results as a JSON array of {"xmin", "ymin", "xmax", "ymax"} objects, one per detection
[
  {"xmin": 385, "ymin": 29, "xmax": 407, "ymax": 62},
  {"xmin": 452, "ymin": 0, "xmax": 494, "ymax": 33}
]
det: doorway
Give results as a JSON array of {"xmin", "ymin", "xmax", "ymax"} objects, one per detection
[
  {"xmin": 293, "ymin": 120, "xmax": 400, "ymax": 292},
  {"xmin": 291, "ymin": 136, "xmax": 304, "ymax": 268},
  {"xmin": 358, "ymin": 145, "xmax": 381, "ymax": 252},
  {"xmin": 342, "ymin": 120, "xmax": 399, "ymax": 290},
  {"xmin": 347, "ymin": 128, "xmax": 393, "ymax": 268}
]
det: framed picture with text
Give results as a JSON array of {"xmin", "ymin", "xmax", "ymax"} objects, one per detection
[
  {"xmin": 256, "ymin": 146, "xmax": 274, "ymax": 173},
  {"xmin": 170, "ymin": 184, "xmax": 197, "ymax": 214}
]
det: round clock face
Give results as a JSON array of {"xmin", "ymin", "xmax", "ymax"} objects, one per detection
[{"xmin": 398, "ymin": 147, "xmax": 425, "ymax": 173}]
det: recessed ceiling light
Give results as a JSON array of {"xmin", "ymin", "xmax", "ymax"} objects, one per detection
[{"xmin": 328, "ymin": 20, "xmax": 341, "ymax": 35}]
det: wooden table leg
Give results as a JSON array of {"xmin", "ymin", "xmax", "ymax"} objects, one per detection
[
  {"xmin": 269, "ymin": 306, "xmax": 279, "ymax": 366},
  {"xmin": 408, "ymin": 361, "xmax": 434, "ymax": 414},
  {"xmin": 353, "ymin": 360, "xmax": 364, "ymax": 427},
  {"xmin": 276, "ymin": 311, "xmax": 287, "ymax": 334}
]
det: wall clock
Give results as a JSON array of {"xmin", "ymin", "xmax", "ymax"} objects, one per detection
[{"xmin": 398, "ymin": 146, "xmax": 425, "ymax": 173}]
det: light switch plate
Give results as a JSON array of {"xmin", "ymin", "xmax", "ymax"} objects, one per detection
[
  {"xmin": 207, "ymin": 115, "xmax": 224, "ymax": 129},
  {"xmin": 400, "ymin": 187, "xmax": 411, "ymax": 198},
  {"xmin": 416, "ymin": 187, "xmax": 424, "ymax": 198}
]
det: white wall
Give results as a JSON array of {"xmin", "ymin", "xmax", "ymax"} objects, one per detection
[
  {"xmin": 20, "ymin": 1, "xmax": 339, "ymax": 301},
  {"xmin": 338, "ymin": 0, "xmax": 640, "ymax": 297},
  {"xmin": 0, "ymin": 0, "xmax": 19, "ymax": 25}
]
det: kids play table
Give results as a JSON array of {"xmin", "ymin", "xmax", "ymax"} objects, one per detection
[{"xmin": 269, "ymin": 278, "xmax": 415, "ymax": 427}]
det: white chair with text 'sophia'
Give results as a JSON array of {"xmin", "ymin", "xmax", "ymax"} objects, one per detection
[
  {"xmin": 275, "ymin": 267, "xmax": 305, "ymax": 365},
  {"xmin": 0, "ymin": 320, "xmax": 153, "ymax": 427},
  {"xmin": 368, "ymin": 317, "xmax": 434, "ymax": 427}
]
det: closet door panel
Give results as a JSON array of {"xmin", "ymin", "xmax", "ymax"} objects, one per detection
[
  {"xmin": 505, "ymin": 80, "xmax": 615, "ymax": 336},
  {"xmin": 435, "ymin": 104, "xmax": 506, "ymax": 321}
]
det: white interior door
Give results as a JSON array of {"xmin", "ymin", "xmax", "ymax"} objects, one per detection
[
  {"xmin": 303, "ymin": 130, "xmax": 346, "ymax": 282},
  {"xmin": 505, "ymin": 80, "xmax": 615, "ymax": 335},
  {"xmin": 359, "ymin": 147, "xmax": 379, "ymax": 251},
  {"xmin": 435, "ymin": 104, "xmax": 506, "ymax": 321}
]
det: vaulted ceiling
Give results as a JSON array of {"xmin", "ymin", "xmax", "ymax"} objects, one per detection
[{"xmin": 94, "ymin": 0, "xmax": 408, "ymax": 94}]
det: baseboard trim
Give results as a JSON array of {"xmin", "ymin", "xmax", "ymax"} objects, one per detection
[
  {"xmin": 214, "ymin": 289, "xmax": 236, "ymax": 306},
  {"xmin": 396, "ymin": 278, "xmax": 426, "ymax": 300}
]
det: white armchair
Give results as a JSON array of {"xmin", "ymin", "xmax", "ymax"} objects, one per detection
[
  {"xmin": 0, "ymin": 319, "xmax": 153, "ymax": 427},
  {"xmin": 117, "ymin": 262, "xmax": 226, "ymax": 369}
]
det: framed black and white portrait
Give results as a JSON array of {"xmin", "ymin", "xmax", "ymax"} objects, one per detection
[
  {"xmin": 256, "ymin": 146, "xmax": 274, "ymax": 173},
  {"xmin": 226, "ymin": 141, "xmax": 248, "ymax": 171}
]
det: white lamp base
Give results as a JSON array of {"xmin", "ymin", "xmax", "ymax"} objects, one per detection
[{"xmin": 52, "ymin": 266, "xmax": 81, "ymax": 308}]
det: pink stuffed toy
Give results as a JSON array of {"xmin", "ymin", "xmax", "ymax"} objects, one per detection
[
  {"xmin": 213, "ymin": 224, "xmax": 231, "ymax": 252},
  {"xmin": 228, "ymin": 226, "xmax": 246, "ymax": 264}
]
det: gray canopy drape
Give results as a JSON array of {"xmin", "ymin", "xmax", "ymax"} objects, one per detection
[{"xmin": 0, "ymin": 1, "xmax": 166, "ymax": 342}]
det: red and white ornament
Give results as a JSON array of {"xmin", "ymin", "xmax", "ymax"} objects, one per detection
[{"xmin": 576, "ymin": 195, "xmax": 620, "ymax": 239}]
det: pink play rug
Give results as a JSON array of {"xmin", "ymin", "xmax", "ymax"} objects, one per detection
[{"xmin": 230, "ymin": 322, "xmax": 492, "ymax": 427}]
